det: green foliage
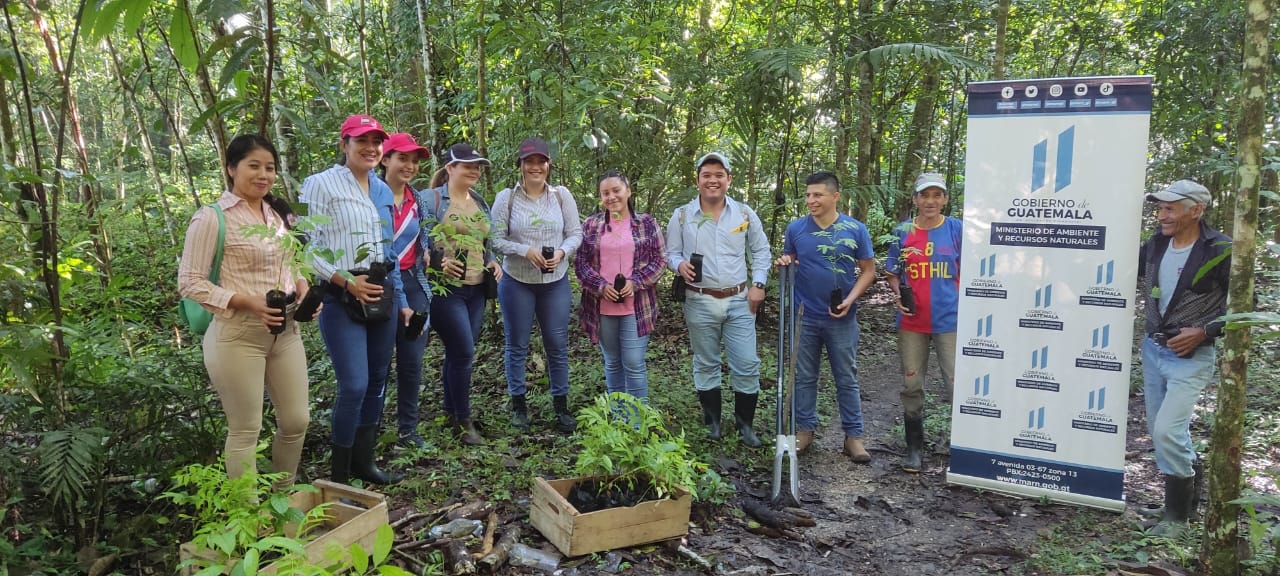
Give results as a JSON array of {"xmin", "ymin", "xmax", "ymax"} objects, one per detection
[
  {"xmin": 1233, "ymin": 484, "xmax": 1280, "ymax": 572},
  {"xmin": 811, "ymin": 221, "xmax": 863, "ymax": 277},
  {"xmin": 241, "ymin": 214, "xmax": 342, "ymax": 286},
  {"xmin": 426, "ymin": 211, "xmax": 489, "ymax": 293},
  {"xmin": 574, "ymin": 393, "xmax": 731, "ymax": 504},
  {"xmin": 36, "ymin": 428, "xmax": 104, "ymax": 513}
]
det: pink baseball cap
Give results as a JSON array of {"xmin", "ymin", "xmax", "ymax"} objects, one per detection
[
  {"xmin": 384, "ymin": 133, "xmax": 430, "ymax": 157},
  {"xmin": 339, "ymin": 114, "xmax": 389, "ymax": 140}
]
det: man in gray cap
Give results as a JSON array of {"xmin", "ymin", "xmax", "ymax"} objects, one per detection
[{"xmin": 1136, "ymin": 179, "xmax": 1231, "ymax": 536}]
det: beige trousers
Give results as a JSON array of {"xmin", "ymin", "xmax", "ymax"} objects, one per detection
[
  {"xmin": 898, "ymin": 330, "xmax": 956, "ymax": 419},
  {"xmin": 203, "ymin": 310, "xmax": 310, "ymax": 484}
]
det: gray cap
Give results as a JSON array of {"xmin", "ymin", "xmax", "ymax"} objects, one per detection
[
  {"xmin": 695, "ymin": 152, "xmax": 731, "ymax": 174},
  {"xmin": 1146, "ymin": 180, "xmax": 1210, "ymax": 205},
  {"xmin": 914, "ymin": 172, "xmax": 947, "ymax": 194}
]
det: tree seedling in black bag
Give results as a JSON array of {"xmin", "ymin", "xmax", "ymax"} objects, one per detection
[
  {"xmin": 266, "ymin": 289, "xmax": 289, "ymax": 334},
  {"xmin": 899, "ymin": 282, "xmax": 917, "ymax": 315},
  {"xmin": 429, "ymin": 247, "xmax": 444, "ymax": 270},
  {"xmin": 829, "ymin": 288, "xmax": 844, "ymax": 314},
  {"xmin": 689, "ymin": 253, "xmax": 704, "ymax": 283},
  {"xmin": 613, "ymin": 273, "xmax": 628, "ymax": 301},
  {"xmin": 454, "ymin": 249, "xmax": 468, "ymax": 277},
  {"xmin": 406, "ymin": 309, "xmax": 428, "ymax": 339},
  {"xmin": 293, "ymin": 284, "xmax": 323, "ymax": 322},
  {"xmin": 541, "ymin": 246, "xmax": 556, "ymax": 273}
]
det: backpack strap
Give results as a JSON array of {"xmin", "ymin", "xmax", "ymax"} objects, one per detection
[{"xmin": 208, "ymin": 205, "xmax": 226, "ymax": 285}]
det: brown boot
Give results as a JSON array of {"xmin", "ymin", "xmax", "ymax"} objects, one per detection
[
  {"xmin": 844, "ymin": 436, "xmax": 871, "ymax": 463},
  {"xmin": 796, "ymin": 430, "xmax": 814, "ymax": 452}
]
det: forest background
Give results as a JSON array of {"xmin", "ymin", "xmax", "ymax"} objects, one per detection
[{"xmin": 1, "ymin": 0, "xmax": 1278, "ymax": 574}]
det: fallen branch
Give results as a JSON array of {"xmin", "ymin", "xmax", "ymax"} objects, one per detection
[
  {"xmin": 448, "ymin": 501, "xmax": 495, "ymax": 521},
  {"xmin": 478, "ymin": 525, "xmax": 521, "ymax": 573},
  {"xmin": 392, "ymin": 548, "xmax": 425, "ymax": 573},
  {"xmin": 470, "ymin": 511, "xmax": 499, "ymax": 559},
  {"xmin": 390, "ymin": 503, "xmax": 463, "ymax": 531},
  {"xmin": 443, "ymin": 538, "xmax": 477, "ymax": 575},
  {"xmin": 742, "ymin": 499, "xmax": 814, "ymax": 529},
  {"xmin": 676, "ymin": 543, "xmax": 713, "ymax": 571}
]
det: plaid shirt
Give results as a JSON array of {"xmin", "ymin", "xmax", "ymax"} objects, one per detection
[{"xmin": 575, "ymin": 211, "xmax": 665, "ymax": 344}]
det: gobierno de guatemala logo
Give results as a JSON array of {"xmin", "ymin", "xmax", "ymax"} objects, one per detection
[
  {"xmin": 1003, "ymin": 126, "xmax": 1094, "ymax": 223},
  {"xmin": 1079, "ymin": 259, "xmax": 1127, "ymax": 308},
  {"xmin": 1014, "ymin": 406, "xmax": 1057, "ymax": 453},
  {"xmin": 1018, "ymin": 283, "xmax": 1064, "ymax": 331},
  {"xmin": 1071, "ymin": 386, "xmax": 1118, "ymax": 434},
  {"xmin": 963, "ymin": 313, "xmax": 1004, "ymax": 359},
  {"xmin": 960, "ymin": 374, "xmax": 1001, "ymax": 418},
  {"xmin": 965, "ymin": 253, "xmax": 1007, "ymax": 299},
  {"xmin": 1016, "ymin": 345, "xmax": 1059, "ymax": 392},
  {"xmin": 1074, "ymin": 323, "xmax": 1123, "ymax": 372}
]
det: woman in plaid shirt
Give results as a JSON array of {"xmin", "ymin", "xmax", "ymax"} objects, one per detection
[{"xmin": 574, "ymin": 171, "xmax": 666, "ymax": 400}]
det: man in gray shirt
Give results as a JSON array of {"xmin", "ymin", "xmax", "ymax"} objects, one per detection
[
  {"xmin": 666, "ymin": 153, "xmax": 771, "ymax": 447},
  {"xmin": 1136, "ymin": 179, "xmax": 1231, "ymax": 536}
]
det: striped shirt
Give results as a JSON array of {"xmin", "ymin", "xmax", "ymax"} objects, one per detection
[
  {"xmin": 575, "ymin": 211, "xmax": 665, "ymax": 344},
  {"xmin": 301, "ymin": 164, "xmax": 407, "ymax": 310},
  {"xmin": 178, "ymin": 191, "xmax": 301, "ymax": 318},
  {"xmin": 491, "ymin": 183, "xmax": 583, "ymax": 284}
]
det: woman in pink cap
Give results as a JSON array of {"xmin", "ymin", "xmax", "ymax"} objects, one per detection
[
  {"xmin": 302, "ymin": 114, "xmax": 410, "ymax": 485},
  {"xmin": 380, "ymin": 133, "xmax": 433, "ymax": 449}
]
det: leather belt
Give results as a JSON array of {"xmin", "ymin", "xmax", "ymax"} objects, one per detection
[{"xmin": 686, "ymin": 283, "xmax": 747, "ymax": 299}]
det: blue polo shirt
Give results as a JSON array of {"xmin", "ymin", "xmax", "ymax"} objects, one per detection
[{"xmin": 782, "ymin": 214, "xmax": 875, "ymax": 318}]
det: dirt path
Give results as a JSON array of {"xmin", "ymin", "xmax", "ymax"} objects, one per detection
[{"xmin": 661, "ymin": 286, "xmax": 1075, "ymax": 575}]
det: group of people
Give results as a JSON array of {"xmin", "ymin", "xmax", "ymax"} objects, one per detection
[{"xmin": 178, "ymin": 114, "xmax": 1230, "ymax": 539}]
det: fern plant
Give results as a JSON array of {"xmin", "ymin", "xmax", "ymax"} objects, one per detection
[
  {"xmin": 573, "ymin": 393, "xmax": 731, "ymax": 503},
  {"xmin": 36, "ymin": 428, "xmax": 104, "ymax": 513}
]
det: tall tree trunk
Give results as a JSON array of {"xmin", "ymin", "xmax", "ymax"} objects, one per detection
[
  {"xmin": 1202, "ymin": 0, "xmax": 1270, "ymax": 573},
  {"xmin": 993, "ymin": 0, "xmax": 1010, "ymax": 79},
  {"xmin": 851, "ymin": 0, "xmax": 876, "ymax": 222},
  {"xmin": 5, "ymin": 0, "xmax": 67, "ymax": 429},
  {"xmin": 136, "ymin": 30, "xmax": 200, "ymax": 207},
  {"xmin": 28, "ymin": 0, "xmax": 111, "ymax": 286},
  {"xmin": 172, "ymin": 0, "xmax": 229, "ymax": 167},
  {"xmin": 770, "ymin": 107, "xmax": 795, "ymax": 243},
  {"xmin": 415, "ymin": 0, "xmax": 438, "ymax": 160},
  {"xmin": 0, "ymin": 77, "xmax": 15, "ymax": 164},
  {"xmin": 476, "ymin": 0, "xmax": 490, "ymax": 192},
  {"xmin": 358, "ymin": 0, "xmax": 371, "ymax": 112},
  {"xmin": 897, "ymin": 66, "xmax": 939, "ymax": 220},
  {"xmin": 258, "ymin": 0, "xmax": 276, "ymax": 136},
  {"xmin": 106, "ymin": 37, "xmax": 178, "ymax": 246}
]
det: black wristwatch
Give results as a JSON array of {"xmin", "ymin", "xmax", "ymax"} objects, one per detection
[{"xmin": 752, "ymin": 282, "xmax": 765, "ymax": 289}]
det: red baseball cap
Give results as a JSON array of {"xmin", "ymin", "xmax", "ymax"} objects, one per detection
[
  {"xmin": 339, "ymin": 114, "xmax": 389, "ymax": 140},
  {"xmin": 384, "ymin": 133, "xmax": 430, "ymax": 157}
]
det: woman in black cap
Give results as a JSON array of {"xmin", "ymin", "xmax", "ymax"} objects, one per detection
[
  {"xmin": 491, "ymin": 138, "xmax": 583, "ymax": 434},
  {"xmin": 421, "ymin": 143, "xmax": 503, "ymax": 446}
]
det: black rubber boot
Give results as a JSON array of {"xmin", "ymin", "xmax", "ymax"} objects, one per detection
[
  {"xmin": 697, "ymin": 388, "xmax": 722, "ymax": 440},
  {"xmin": 1140, "ymin": 458, "xmax": 1205, "ymax": 519},
  {"xmin": 350, "ymin": 426, "xmax": 402, "ymax": 485},
  {"xmin": 903, "ymin": 415, "xmax": 925, "ymax": 473},
  {"xmin": 510, "ymin": 394, "xmax": 530, "ymax": 432},
  {"xmin": 552, "ymin": 395, "xmax": 577, "ymax": 434},
  {"xmin": 1151, "ymin": 474, "xmax": 1195, "ymax": 537},
  {"xmin": 734, "ymin": 392, "xmax": 762, "ymax": 448},
  {"xmin": 330, "ymin": 444, "xmax": 352, "ymax": 486}
]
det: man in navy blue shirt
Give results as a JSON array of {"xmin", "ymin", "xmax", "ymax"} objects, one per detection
[{"xmin": 773, "ymin": 171, "xmax": 877, "ymax": 462}]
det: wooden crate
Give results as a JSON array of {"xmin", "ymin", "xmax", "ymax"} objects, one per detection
[
  {"xmin": 179, "ymin": 480, "xmax": 388, "ymax": 575},
  {"xmin": 530, "ymin": 476, "xmax": 691, "ymax": 557}
]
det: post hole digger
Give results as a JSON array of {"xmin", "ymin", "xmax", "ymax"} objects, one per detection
[
  {"xmin": 741, "ymin": 262, "xmax": 815, "ymax": 539},
  {"xmin": 771, "ymin": 262, "xmax": 801, "ymax": 508}
]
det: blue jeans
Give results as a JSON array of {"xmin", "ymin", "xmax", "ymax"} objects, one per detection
[
  {"xmin": 683, "ymin": 292, "xmax": 760, "ymax": 394},
  {"xmin": 498, "ymin": 275, "xmax": 570, "ymax": 397},
  {"xmin": 599, "ymin": 314, "xmax": 649, "ymax": 399},
  {"xmin": 1142, "ymin": 337, "xmax": 1216, "ymax": 478},
  {"xmin": 430, "ymin": 284, "xmax": 486, "ymax": 420},
  {"xmin": 318, "ymin": 289, "xmax": 397, "ymax": 447},
  {"xmin": 394, "ymin": 269, "xmax": 430, "ymax": 437},
  {"xmin": 795, "ymin": 314, "xmax": 863, "ymax": 437}
]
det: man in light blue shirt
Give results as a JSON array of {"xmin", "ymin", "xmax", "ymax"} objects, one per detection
[{"xmin": 666, "ymin": 152, "xmax": 771, "ymax": 447}]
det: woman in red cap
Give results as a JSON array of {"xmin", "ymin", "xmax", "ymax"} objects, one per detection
[
  {"xmin": 381, "ymin": 133, "xmax": 433, "ymax": 449},
  {"xmin": 302, "ymin": 114, "xmax": 410, "ymax": 485}
]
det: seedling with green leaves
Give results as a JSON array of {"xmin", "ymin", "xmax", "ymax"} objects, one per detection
[
  {"xmin": 427, "ymin": 211, "xmax": 489, "ymax": 293},
  {"xmin": 811, "ymin": 220, "xmax": 863, "ymax": 311}
]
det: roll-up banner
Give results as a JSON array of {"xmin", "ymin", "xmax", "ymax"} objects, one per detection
[{"xmin": 947, "ymin": 76, "xmax": 1152, "ymax": 511}]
